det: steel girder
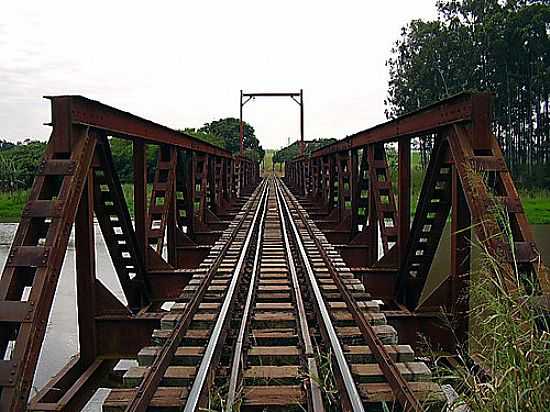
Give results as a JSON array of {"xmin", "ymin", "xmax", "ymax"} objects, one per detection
[
  {"xmin": 0, "ymin": 96, "xmax": 259, "ymax": 411},
  {"xmin": 282, "ymin": 92, "xmax": 548, "ymax": 354}
]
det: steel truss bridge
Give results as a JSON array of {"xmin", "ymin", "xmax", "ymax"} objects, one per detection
[{"xmin": 0, "ymin": 92, "xmax": 546, "ymax": 411}]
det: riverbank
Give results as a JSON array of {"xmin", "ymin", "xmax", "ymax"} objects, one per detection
[
  {"xmin": 1, "ymin": 185, "xmax": 549, "ymax": 224},
  {"xmin": 0, "ymin": 184, "xmax": 135, "ymax": 223},
  {"xmin": 0, "ymin": 183, "xmax": 143, "ymax": 223}
]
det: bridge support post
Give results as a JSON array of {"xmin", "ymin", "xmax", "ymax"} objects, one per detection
[
  {"xmin": 133, "ymin": 142, "xmax": 148, "ymax": 269},
  {"xmin": 398, "ymin": 138, "xmax": 410, "ymax": 265},
  {"xmin": 367, "ymin": 146, "xmax": 379, "ymax": 266},
  {"xmin": 76, "ymin": 174, "xmax": 98, "ymax": 366},
  {"xmin": 450, "ymin": 166, "xmax": 471, "ymax": 348},
  {"xmin": 281, "ymin": 92, "xmax": 547, "ymax": 356}
]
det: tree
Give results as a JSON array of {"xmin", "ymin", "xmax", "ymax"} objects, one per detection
[
  {"xmin": 386, "ymin": 0, "xmax": 550, "ymax": 185},
  {"xmin": 0, "ymin": 140, "xmax": 15, "ymax": 151},
  {"xmin": 0, "ymin": 119, "xmax": 266, "ymax": 192},
  {"xmin": 0, "ymin": 141, "xmax": 47, "ymax": 189},
  {"xmin": 273, "ymin": 142, "xmax": 300, "ymax": 164},
  {"xmin": 182, "ymin": 128, "xmax": 225, "ymax": 149},
  {"xmin": 199, "ymin": 118, "xmax": 265, "ymax": 160},
  {"xmin": 273, "ymin": 138, "xmax": 337, "ymax": 163}
]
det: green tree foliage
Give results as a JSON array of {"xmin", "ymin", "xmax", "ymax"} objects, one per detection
[
  {"xmin": 109, "ymin": 137, "xmax": 161, "ymax": 183},
  {"xmin": 0, "ymin": 140, "xmax": 47, "ymax": 190},
  {"xmin": 0, "ymin": 116, "xmax": 265, "ymax": 191},
  {"xmin": 199, "ymin": 118, "xmax": 265, "ymax": 160},
  {"xmin": 273, "ymin": 142, "xmax": 300, "ymax": 164},
  {"xmin": 386, "ymin": 0, "xmax": 550, "ymax": 186},
  {"xmin": 306, "ymin": 138, "xmax": 338, "ymax": 154},
  {"xmin": 109, "ymin": 137, "xmax": 135, "ymax": 183},
  {"xmin": 0, "ymin": 140, "xmax": 15, "ymax": 151},
  {"xmin": 182, "ymin": 128, "xmax": 225, "ymax": 149},
  {"xmin": 273, "ymin": 138, "xmax": 338, "ymax": 163},
  {"xmin": 109, "ymin": 122, "xmax": 263, "ymax": 184}
]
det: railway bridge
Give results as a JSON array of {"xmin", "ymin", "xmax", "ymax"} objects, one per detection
[{"xmin": 0, "ymin": 93, "xmax": 546, "ymax": 411}]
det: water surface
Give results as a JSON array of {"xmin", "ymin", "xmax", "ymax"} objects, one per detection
[{"xmin": 0, "ymin": 224, "xmax": 126, "ymax": 410}]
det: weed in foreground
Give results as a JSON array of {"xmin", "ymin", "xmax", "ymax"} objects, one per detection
[{"xmin": 432, "ymin": 191, "xmax": 550, "ymax": 411}]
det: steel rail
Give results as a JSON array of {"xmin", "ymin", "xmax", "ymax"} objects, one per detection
[
  {"xmin": 278, "ymin": 178, "xmax": 424, "ymax": 412},
  {"xmin": 224, "ymin": 183, "xmax": 269, "ymax": 410},
  {"xmin": 274, "ymin": 178, "xmax": 325, "ymax": 412},
  {"xmin": 124, "ymin": 179, "xmax": 268, "ymax": 412},
  {"xmin": 274, "ymin": 178, "xmax": 365, "ymax": 412},
  {"xmin": 183, "ymin": 179, "xmax": 270, "ymax": 412}
]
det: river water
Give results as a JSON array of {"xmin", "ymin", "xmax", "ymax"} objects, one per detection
[
  {"xmin": 0, "ymin": 223, "xmax": 549, "ymax": 409},
  {"xmin": 0, "ymin": 224, "xmax": 127, "ymax": 410}
]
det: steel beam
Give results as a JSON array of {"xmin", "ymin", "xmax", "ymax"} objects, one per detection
[
  {"xmin": 46, "ymin": 96, "xmax": 233, "ymax": 158},
  {"xmin": 310, "ymin": 92, "xmax": 489, "ymax": 158},
  {"xmin": 243, "ymin": 92, "xmax": 300, "ymax": 97}
]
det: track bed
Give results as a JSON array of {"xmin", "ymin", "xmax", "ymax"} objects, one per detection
[{"xmin": 104, "ymin": 178, "xmax": 444, "ymax": 411}]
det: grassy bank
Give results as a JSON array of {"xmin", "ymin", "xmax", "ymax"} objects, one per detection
[
  {"xmin": 517, "ymin": 188, "xmax": 550, "ymax": 224},
  {"xmin": 0, "ymin": 184, "xmax": 146, "ymax": 223},
  {"xmin": 0, "ymin": 190, "xmax": 30, "ymax": 222},
  {"xmin": 0, "ymin": 183, "xmax": 548, "ymax": 224},
  {"xmin": 263, "ymin": 149, "xmax": 275, "ymax": 175}
]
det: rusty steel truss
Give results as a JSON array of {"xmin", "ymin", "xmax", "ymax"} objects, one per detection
[
  {"xmin": 0, "ymin": 91, "xmax": 548, "ymax": 411},
  {"xmin": 284, "ymin": 92, "xmax": 548, "ymax": 353},
  {"xmin": 0, "ymin": 96, "xmax": 259, "ymax": 411}
]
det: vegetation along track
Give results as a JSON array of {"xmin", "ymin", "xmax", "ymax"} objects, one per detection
[{"xmin": 103, "ymin": 177, "xmax": 444, "ymax": 411}]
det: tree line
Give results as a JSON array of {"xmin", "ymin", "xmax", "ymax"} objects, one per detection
[
  {"xmin": 272, "ymin": 138, "xmax": 337, "ymax": 164},
  {"xmin": 0, "ymin": 117, "xmax": 265, "ymax": 191},
  {"xmin": 387, "ymin": 0, "xmax": 550, "ymax": 187}
]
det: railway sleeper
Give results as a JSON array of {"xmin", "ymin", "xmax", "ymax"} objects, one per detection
[
  {"xmin": 103, "ymin": 387, "xmax": 188, "ymax": 412},
  {"xmin": 107, "ymin": 197, "xmax": 266, "ymax": 409},
  {"xmin": 105, "ymin": 180, "xmax": 445, "ymax": 411},
  {"xmin": 241, "ymin": 385, "xmax": 305, "ymax": 411},
  {"xmin": 247, "ymin": 345, "xmax": 301, "ymax": 366},
  {"xmin": 282, "ymin": 180, "xmax": 447, "ymax": 409}
]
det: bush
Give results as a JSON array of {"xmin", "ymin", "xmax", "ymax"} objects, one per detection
[{"xmin": 0, "ymin": 141, "xmax": 47, "ymax": 190}]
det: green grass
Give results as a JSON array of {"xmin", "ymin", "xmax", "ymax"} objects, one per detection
[
  {"xmin": 0, "ymin": 173, "xmax": 548, "ymax": 224},
  {"xmin": 432, "ymin": 194, "xmax": 550, "ymax": 411},
  {"xmin": 122, "ymin": 183, "xmax": 135, "ymax": 217},
  {"xmin": 401, "ymin": 151, "xmax": 550, "ymax": 224},
  {"xmin": 263, "ymin": 149, "xmax": 275, "ymax": 174},
  {"xmin": 115, "ymin": 183, "xmax": 154, "ymax": 218},
  {"xmin": 0, "ymin": 190, "xmax": 30, "ymax": 222},
  {"xmin": 0, "ymin": 184, "xmax": 150, "ymax": 222},
  {"xmin": 516, "ymin": 188, "xmax": 550, "ymax": 224},
  {"xmin": 263, "ymin": 149, "xmax": 283, "ymax": 177}
]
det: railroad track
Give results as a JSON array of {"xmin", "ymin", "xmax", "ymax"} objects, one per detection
[{"xmin": 103, "ymin": 177, "xmax": 444, "ymax": 411}]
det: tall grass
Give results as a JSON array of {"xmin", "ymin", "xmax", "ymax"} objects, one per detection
[
  {"xmin": 435, "ymin": 192, "xmax": 550, "ymax": 411},
  {"xmin": 308, "ymin": 348, "xmax": 339, "ymax": 410}
]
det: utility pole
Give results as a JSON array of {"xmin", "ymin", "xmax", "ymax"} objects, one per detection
[
  {"xmin": 299, "ymin": 89, "xmax": 304, "ymax": 156},
  {"xmin": 239, "ymin": 90, "xmax": 244, "ymax": 156}
]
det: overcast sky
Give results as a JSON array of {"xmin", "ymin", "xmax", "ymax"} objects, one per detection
[{"xmin": 0, "ymin": 1, "xmax": 437, "ymax": 149}]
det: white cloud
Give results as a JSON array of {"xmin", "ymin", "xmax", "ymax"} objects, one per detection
[{"xmin": 0, "ymin": 0, "xmax": 437, "ymax": 148}]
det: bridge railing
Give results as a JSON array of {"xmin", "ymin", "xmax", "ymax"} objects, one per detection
[
  {"xmin": 0, "ymin": 95, "xmax": 259, "ymax": 411},
  {"xmin": 284, "ymin": 92, "xmax": 548, "ymax": 352}
]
